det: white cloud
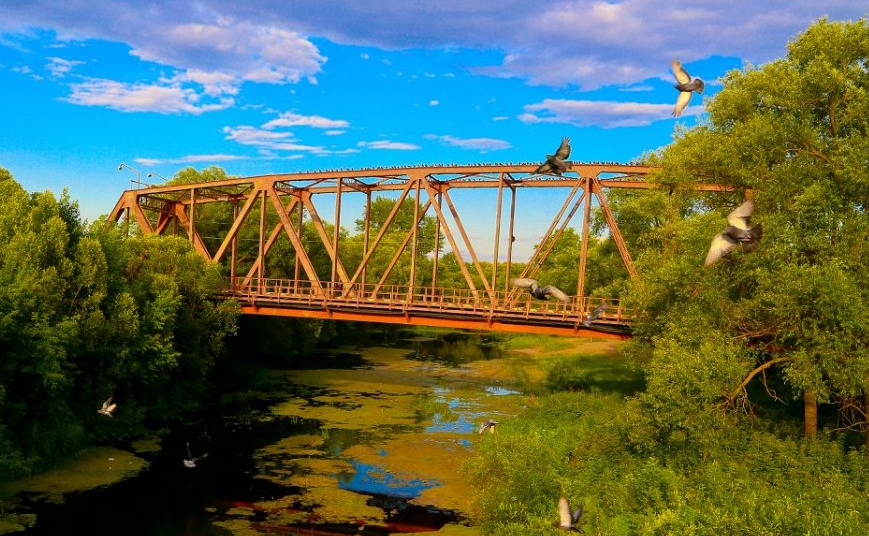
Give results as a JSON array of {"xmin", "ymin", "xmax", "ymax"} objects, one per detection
[
  {"xmin": 263, "ymin": 111, "xmax": 350, "ymax": 129},
  {"xmin": 223, "ymin": 125, "xmax": 322, "ymax": 152},
  {"xmin": 135, "ymin": 154, "xmax": 249, "ymax": 166},
  {"xmin": 358, "ymin": 140, "xmax": 421, "ymax": 151},
  {"xmin": 0, "ymin": 1, "xmax": 864, "ymax": 91},
  {"xmin": 131, "ymin": 21, "xmax": 325, "ymax": 86},
  {"xmin": 519, "ymin": 98, "xmax": 704, "ymax": 128},
  {"xmin": 66, "ymin": 78, "xmax": 234, "ymax": 114},
  {"xmin": 46, "ymin": 56, "xmax": 82, "ymax": 78},
  {"xmin": 429, "ymin": 99, "xmax": 440, "ymax": 106},
  {"xmin": 424, "ymin": 134, "xmax": 511, "ymax": 152}
]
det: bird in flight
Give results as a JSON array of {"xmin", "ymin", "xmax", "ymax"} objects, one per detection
[
  {"xmin": 512, "ymin": 278, "xmax": 570, "ymax": 303},
  {"xmin": 704, "ymin": 199, "xmax": 763, "ymax": 266},
  {"xmin": 533, "ymin": 137, "xmax": 572, "ymax": 175},
  {"xmin": 582, "ymin": 300, "xmax": 609, "ymax": 326},
  {"xmin": 556, "ymin": 495, "xmax": 583, "ymax": 532},
  {"xmin": 671, "ymin": 60, "xmax": 705, "ymax": 117},
  {"xmin": 183, "ymin": 442, "xmax": 208, "ymax": 469},
  {"xmin": 97, "ymin": 397, "xmax": 116, "ymax": 418},
  {"xmin": 478, "ymin": 419, "xmax": 498, "ymax": 434}
]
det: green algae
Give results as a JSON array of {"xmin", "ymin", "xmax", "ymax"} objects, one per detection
[
  {"xmin": 0, "ymin": 447, "xmax": 146, "ymax": 504},
  {"xmin": 0, "ymin": 513, "xmax": 36, "ymax": 535}
]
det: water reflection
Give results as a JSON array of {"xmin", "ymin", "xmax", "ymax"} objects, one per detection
[
  {"xmin": 3, "ymin": 332, "xmax": 520, "ymax": 535},
  {"xmin": 401, "ymin": 332, "xmax": 505, "ymax": 366}
]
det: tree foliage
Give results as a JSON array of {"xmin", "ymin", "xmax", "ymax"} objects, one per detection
[
  {"xmin": 0, "ymin": 169, "xmax": 238, "ymax": 479},
  {"xmin": 623, "ymin": 18, "xmax": 869, "ymax": 440}
]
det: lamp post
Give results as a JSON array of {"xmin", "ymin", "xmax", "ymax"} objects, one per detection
[
  {"xmin": 117, "ymin": 163, "xmax": 143, "ymax": 189},
  {"xmin": 146, "ymin": 171, "xmax": 167, "ymax": 186}
]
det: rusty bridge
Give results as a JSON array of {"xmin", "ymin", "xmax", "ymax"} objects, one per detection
[{"xmin": 108, "ymin": 162, "xmax": 733, "ymax": 340}]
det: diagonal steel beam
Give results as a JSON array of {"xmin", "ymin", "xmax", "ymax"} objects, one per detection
[
  {"xmin": 172, "ymin": 203, "xmax": 212, "ymax": 261},
  {"xmin": 442, "ymin": 189, "xmax": 494, "ymax": 299},
  {"xmin": 212, "ymin": 187, "xmax": 265, "ymax": 263},
  {"xmin": 300, "ymin": 191, "xmax": 351, "ymax": 283},
  {"xmin": 593, "ymin": 178, "xmax": 638, "ymax": 278},
  {"xmin": 344, "ymin": 179, "xmax": 416, "ymax": 289},
  {"xmin": 267, "ymin": 187, "xmax": 325, "ymax": 292},
  {"xmin": 420, "ymin": 179, "xmax": 480, "ymax": 298},
  {"xmin": 370, "ymin": 199, "xmax": 433, "ymax": 296}
]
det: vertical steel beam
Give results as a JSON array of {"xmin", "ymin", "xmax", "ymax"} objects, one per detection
[
  {"xmin": 230, "ymin": 200, "xmax": 238, "ymax": 285},
  {"xmin": 409, "ymin": 177, "xmax": 421, "ymax": 299},
  {"xmin": 257, "ymin": 189, "xmax": 266, "ymax": 290},
  {"xmin": 331, "ymin": 178, "xmax": 343, "ymax": 285},
  {"xmin": 577, "ymin": 176, "xmax": 593, "ymax": 300},
  {"xmin": 301, "ymin": 190, "xmax": 351, "ymax": 283},
  {"xmin": 295, "ymin": 195, "xmax": 303, "ymax": 290},
  {"xmin": 189, "ymin": 188, "xmax": 196, "ymax": 245},
  {"xmin": 430, "ymin": 187, "xmax": 442, "ymax": 296},
  {"xmin": 372, "ymin": 199, "xmax": 432, "ymax": 295},
  {"xmin": 172, "ymin": 204, "xmax": 211, "ymax": 260},
  {"xmin": 492, "ymin": 173, "xmax": 504, "ymax": 294},
  {"xmin": 362, "ymin": 191, "xmax": 371, "ymax": 291},
  {"xmin": 344, "ymin": 180, "xmax": 416, "ymax": 288},
  {"xmin": 508, "ymin": 181, "xmax": 582, "ymax": 299},
  {"xmin": 213, "ymin": 188, "xmax": 260, "ymax": 263},
  {"xmin": 421, "ymin": 180, "xmax": 480, "ymax": 297},
  {"xmin": 505, "ymin": 185, "xmax": 516, "ymax": 293}
]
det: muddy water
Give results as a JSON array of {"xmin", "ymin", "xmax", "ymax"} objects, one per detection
[{"xmin": 0, "ymin": 331, "xmax": 532, "ymax": 535}]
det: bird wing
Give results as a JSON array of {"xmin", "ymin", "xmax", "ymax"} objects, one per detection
[
  {"xmin": 512, "ymin": 278, "xmax": 538, "ymax": 290},
  {"xmin": 106, "ymin": 403, "xmax": 117, "ymax": 413},
  {"xmin": 572, "ymin": 506, "xmax": 583, "ymax": 524},
  {"xmin": 554, "ymin": 137, "xmax": 571, "ymax": 160},
  {"xmin": 726, "ymin": 200, "xmax": 754, "ymax": 229},
  {"xmin": 533, "ymin": 161, "xmax": 554, "ymax": 174},
  {"xmin": 671, "ymin": 60, "xmax": 691, "ymax": 85},
  {"xmin": 704, "ymin": 232, "xmax": 738, "ymax": 266},
  {"xmin": 558, "ymin": 496, "xmax": 573, "ymax": 528},
  {"xmin": 478, "ymin": 421, "xmax": 490, "ymax": 434},
  {"xmin": 101, "ymin": 397, "xmax": 112, "ymax": 410},
  {"xmin": 541, "ymin": 285, "xmax": 569, "ymax": 303},
  {"xmin": 673, "ymin": 91, "xmax": 692, "ymax": 117}
]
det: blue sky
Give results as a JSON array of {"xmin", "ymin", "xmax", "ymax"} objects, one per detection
[{"xmin": 0, "ymin": 1, "xmax": 865, "ymax": 230}]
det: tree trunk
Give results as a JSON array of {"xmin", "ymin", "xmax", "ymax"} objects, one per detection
[
  {"xmin": 804, "ymin": 389, "xmax": 817, "ymax": 438},
  {"xmin": 865, "ymin": 389, "xmax": 869, "ymax": 461}
]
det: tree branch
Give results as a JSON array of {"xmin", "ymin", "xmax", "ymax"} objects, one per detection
[{"xmin": 723, "ymin": 356, "xmax": 795, "ymax": 407}]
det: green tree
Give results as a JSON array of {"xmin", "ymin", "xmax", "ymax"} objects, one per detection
[{"xmin": 626, "ymin": 18, "xmax": 869, "ymax": 447}]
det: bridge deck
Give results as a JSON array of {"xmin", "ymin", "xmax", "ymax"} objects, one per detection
[{"xmin": 223, "ymin": 279, "xmax": 633, "ymax": 340}]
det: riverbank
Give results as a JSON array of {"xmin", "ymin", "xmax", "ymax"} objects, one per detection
[{"xmin": 0, "ymin": 330, "xmax": 625, "ymax": 535}]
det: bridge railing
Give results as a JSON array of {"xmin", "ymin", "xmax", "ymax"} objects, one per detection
[{"xmin": 223, "ymin": 277, "xmax": 634, "ymax": 327}]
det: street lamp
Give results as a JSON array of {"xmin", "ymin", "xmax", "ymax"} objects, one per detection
[
  {"xmin": 146, "ymin": 171, "xmax": 167, "ymax": 186},
  {"xmin": 117, "ymin": 163, "xmax": 143, "ymax": 189}
]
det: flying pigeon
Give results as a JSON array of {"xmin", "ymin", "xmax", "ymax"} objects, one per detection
[
  {"xmin": 183, "ymin": 442, "xmax": 208, "ymax": 469},
  {"xmin": 97, "ymin": 397, "xmax": 116, "ymax": 418},
  {"xmin": 512, "ymin": 278, "xmax": 570, "ymax": 303},
  {"xmin": 556, "ymin": 496, "xmax": 583, "ymax": 532},
  {"xmin": 533, "ymin": 137, "xmax": 572, "ymax": 175},
  {"xmin": 478, "ymin": 419, "xmax": 498, "ymax": 434},
  {"xmin": 582, "ymin": 300, "xmax": 609, "ymax": 326},
  {"xmin": 671, "ymin": 60, "xmax": 705, "ymax": 117},
  {"xmin": 704, "ymin": 200, "xmax": 763, "ymax": 266}
]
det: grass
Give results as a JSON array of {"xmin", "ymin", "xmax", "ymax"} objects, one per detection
[{"xmin": 463, "ymin": 336, "xmax": 869, "ymax": 536}]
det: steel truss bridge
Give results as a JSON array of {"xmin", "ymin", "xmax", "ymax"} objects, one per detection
[{"xmin": 108, "ymin": 162, "xmax": 734, "ymax": 340}]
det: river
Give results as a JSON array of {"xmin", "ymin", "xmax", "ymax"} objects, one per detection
[{"xmin": 0, "ymin": 330, "xmax": 535, "ymax": 535}]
